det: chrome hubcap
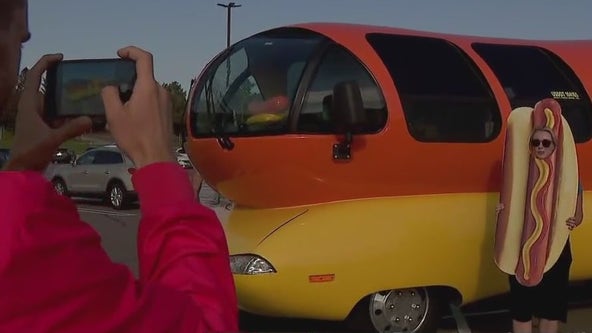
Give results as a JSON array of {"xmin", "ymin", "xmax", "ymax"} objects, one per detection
[
  {"xmin": 54, "ymin": 182, "xmax": 65, "ymax": 195},
  {"xmin": 110, "ymin": 186, "xmax": 123, "ymax": 208},
  {"xmin": 369, "ymin": 288, "xmax": 429, "ymax": 333}
]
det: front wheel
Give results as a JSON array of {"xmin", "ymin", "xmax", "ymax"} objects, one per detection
[
  {"xmin": 349, "ymin": 287, "xmax": 442, "ymax": 333},
  {"xmin": 107, "ymin": 182, "xmax": 128, "ymax": 210},
  {"xmin": 52, "ymin": 178, "xmax": 68, "ymax": 196}
]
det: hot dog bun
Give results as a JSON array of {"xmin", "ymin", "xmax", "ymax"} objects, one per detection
[{"xmin": 494, "ymin": 98, "xmax": 578, "ymax": 286}]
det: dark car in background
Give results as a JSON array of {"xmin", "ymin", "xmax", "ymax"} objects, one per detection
[
  {"xmin": 52, "ymin": 148, "xmax": 76, "ymax": 164},
  {"xmin": 0, "ymin": 148, "xmax": 9, "ymax": 168}
]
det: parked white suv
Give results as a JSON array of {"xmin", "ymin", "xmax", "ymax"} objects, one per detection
[{"xmin": 46, "ymin": 145, "xmax": 137, "ymax": 209}]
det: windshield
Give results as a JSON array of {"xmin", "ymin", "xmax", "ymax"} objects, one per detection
[{"xmin": 190, "ymin": 29, "xmax": 326, "ymax": 137}]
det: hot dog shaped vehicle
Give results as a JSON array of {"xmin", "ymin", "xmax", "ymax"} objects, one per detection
[{"xmin": 185, "ymin": 23, "xmax": 592, "ymax": 333}]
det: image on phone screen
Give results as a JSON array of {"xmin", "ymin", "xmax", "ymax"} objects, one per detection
[{"xmin": 56, "ymin": 60, "xmax": 135, "ymax": 116}]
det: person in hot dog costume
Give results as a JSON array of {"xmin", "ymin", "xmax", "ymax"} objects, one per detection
[{"xmin": 495, "ymin": 98, "xmax": 583, "ymax": 333}]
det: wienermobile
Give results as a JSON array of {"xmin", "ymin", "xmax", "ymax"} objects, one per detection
[{"xmin": 183, "ymin": 22, "xmax": 592, "ymax": 333}]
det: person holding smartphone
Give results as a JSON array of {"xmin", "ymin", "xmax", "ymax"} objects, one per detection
[{"xmin": 0, "ymin": 1, "xmax": 238, "ymax": 332}]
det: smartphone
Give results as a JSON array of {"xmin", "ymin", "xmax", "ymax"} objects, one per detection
[{"xmin": 44, "ymin": 58, "xmax": 136, "ymax": 123}]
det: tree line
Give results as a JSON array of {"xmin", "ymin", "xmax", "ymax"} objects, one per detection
[{"xmin": 0, "ymin": 69, "xmax": 189, "ymax": 135}]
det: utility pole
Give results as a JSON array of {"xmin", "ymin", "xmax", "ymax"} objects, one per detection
[
  {"xmin": 217, "ymin": 2, "xmax": 242, "ymax": 49},
  {"xmin": 217, "ymin": 2, "xmax": 241, "ymax": 90}
]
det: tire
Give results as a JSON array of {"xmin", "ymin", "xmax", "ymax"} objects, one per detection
[
  {"xmin": 52, "ymin": 178, "xmax": 69, "ymax": 196},
  {"xmin": 107, "ymin": 181, "xmax": 127, "ymax": 210},
  {"xmin": 348, "ymin": 287, "xmax": 443, "ymax": 333}
]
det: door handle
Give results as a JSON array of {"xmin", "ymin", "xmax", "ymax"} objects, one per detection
[
  {"xmin": 83, "ymin": 170, "xmax": 88, "ymax": 174},
  {"xmin": 104, "ymin": 170, "xmax": 110, "ymax": 175}
]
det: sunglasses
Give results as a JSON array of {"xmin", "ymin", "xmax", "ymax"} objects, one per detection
[{"xmin": 531, "ymin": 139, "xmax": 553, "ymax": 148}]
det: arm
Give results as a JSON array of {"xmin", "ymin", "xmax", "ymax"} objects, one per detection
[
  {"xmin": 0, "ymin": 49, "xmax": 236, "ymax": 332},
  {"xmin": 0, "ymin": 172, "xmax": 174, "ymax": 331},
  {"xmin": 133, "ymin": 162, "xmax": 238, "ymax": 332},
  {"xmin": 567, "ymin": 181, "xmax": 584, "ymax": 230},
  {"xmin": 575, "ymin": 180, "xmax": 584, "ymax": 223}
]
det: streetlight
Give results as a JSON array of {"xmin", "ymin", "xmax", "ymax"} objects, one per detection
[
  {"xmin": 217, "ymin": 2, "xmax": 241, "ymax": 90},
  {"xmin": 217, "ymin": 2, "xmax": 242, "ymax": 49}
]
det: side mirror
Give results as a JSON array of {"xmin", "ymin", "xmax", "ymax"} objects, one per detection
[
  {"xmin": 331, "ymin": 80, "xmax": 367, "ymax": 134},
  {"xmin": 329, "ymin": 81, "xmax": 367, "ymax": 161}
]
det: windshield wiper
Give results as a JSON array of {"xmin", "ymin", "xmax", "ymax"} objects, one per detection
[{"xmin": 205, "ymin": 78, "xmax": 235, "ymax": 150}]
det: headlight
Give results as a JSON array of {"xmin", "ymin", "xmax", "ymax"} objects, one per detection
[{"xmin": 230, "ymin": 254, "xmax": 276, "ymax": 275}]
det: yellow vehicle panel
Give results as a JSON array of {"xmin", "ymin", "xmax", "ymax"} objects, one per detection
[{"xmin": 226, "ymin": 192, "xmax": 592, "ymax": 320}]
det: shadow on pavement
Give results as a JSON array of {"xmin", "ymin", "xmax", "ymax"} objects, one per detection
[{"xmin": 73, "ymin": 197, "xmax": 140, "ymax": 210}]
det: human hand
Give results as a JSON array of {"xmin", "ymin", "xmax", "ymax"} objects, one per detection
[
  {"xmin": 566, "ymin": 216, "xmax": 582, "ymax": 230},
  {"xmin": 2, "ymin": 54, "xmax": 92, "ymax": 172},
  {"xmin": 101, "ymin": 46, "xmax": 176, "ymax": 169}
]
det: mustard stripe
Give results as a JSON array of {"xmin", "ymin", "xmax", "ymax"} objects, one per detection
[
  {"xmin": 544, "ymin": 108, "xmax": 555, "ymax": 129},
  {"xmin": 521, "ymin": 157, "xmax": 550, "ymax": 280}
]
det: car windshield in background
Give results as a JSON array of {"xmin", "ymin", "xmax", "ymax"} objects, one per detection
[{"xmin": 190, "ymin": 29, "xmax": 325, "ymax": 137}]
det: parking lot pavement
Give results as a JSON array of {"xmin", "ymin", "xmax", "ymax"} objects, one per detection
[
  {"xmin": 437, "ymin": 299, "xmax": 592, "ymax": 332},
  {"xmin": 76, "ymin": 198, "xmax": 231, "ymax": 277},
  {"xmin": 76, "ymin": 200, "xmax": 141, "ymax": 276},
  {"xmin": 76, "ymin": 199, "xmax": 592, "ymax": 332}
]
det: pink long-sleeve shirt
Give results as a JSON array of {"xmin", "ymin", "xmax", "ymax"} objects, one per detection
[{"xmin": 0, "ymin": 162, "xmax": 238, "ymax": 333}]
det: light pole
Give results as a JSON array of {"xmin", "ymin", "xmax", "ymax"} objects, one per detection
[
  {"xmin": 217, "ymin": 2, "xmax": 242, "ymax": 49},
  {"xmin": 217, "ymin": 2, "xmax": 241, "ymax": 90}
]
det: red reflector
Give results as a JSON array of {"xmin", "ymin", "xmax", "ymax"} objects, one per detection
[
  {"xmin": 308, "ymin": 274, "xmax": 335, "ymax": 283},
  {"xmin": 128, "ymin": 168, "xmax": 136, "ymax": 174}
]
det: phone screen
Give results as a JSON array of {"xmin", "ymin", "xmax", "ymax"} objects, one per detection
[{"xmin": 53, "ymin": 59, "xmax": 136, "ymax": 117}]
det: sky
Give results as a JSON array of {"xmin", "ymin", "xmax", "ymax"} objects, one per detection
[{"xmin": 21, "ymin": 0, "xmax": 592, "ymax": 92}]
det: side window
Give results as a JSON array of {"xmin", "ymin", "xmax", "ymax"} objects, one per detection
[
  {"xmin": 366, "ymin": 33, "xmax": 501, "ymax": 143},
  {"xmin": 192, "ymin": 48, "xmax": 252, "ymax": 135},
  {"xmin": 225, "ymin": 75, "xmax": 264, "ymax": 125},
  {"xmin": 287, "ymin": 62, "xmax": 306, "ymax": 102},
  {"xmin": 297, "ymin": 45, "xmax": 387, "ymax": 133},
  {"xmin": 472, "ymin": 43, "xmax": 592, "ymax": 143},
  {"xmin": 190, "ymin": 29, "xmax": 325, "ymax": 137},
  {"xmin": 76, "ymin": 151, "xmax": 96, "ymax": 165},
  {"xmin": 94, "ymin": 151, "xmax": 124, "ymax": 164}
]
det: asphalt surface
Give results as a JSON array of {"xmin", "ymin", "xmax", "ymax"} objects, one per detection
[{"xmin": 76, "ymin": 198, "xmax": 592, "ymax": 333}]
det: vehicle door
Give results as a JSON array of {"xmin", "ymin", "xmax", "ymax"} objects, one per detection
[
  {"xmin": 66, "ymin": 150, "xmax": 97, "ymax": 193},
  {"xmin": 88, "ymin": 150, "xmax": 124, "ymax": 192}
]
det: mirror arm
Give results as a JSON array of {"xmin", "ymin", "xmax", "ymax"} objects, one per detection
[{"xmin": 344, "ymin": 131, "xmax": 352, "ymax": 145}]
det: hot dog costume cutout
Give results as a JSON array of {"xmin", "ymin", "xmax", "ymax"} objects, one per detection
[{"xmin": 495, "ymin": 98, "xmax": 578, "ymax": 287}]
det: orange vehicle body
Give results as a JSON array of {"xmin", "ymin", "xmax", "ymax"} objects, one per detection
[{"xmin": 185, "ymin": 23, "xmax": 592, "ymax": 209}]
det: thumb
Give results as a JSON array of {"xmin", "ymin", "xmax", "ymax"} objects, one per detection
[
  {"xmin": 102, "ymin": 85, "xmax": 124, "ymax": 124},
  {"xmin": 53, "ymin": 116, "xmax": 93, "ymax": 143}
]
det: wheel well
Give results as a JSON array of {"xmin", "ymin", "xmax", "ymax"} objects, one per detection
[
  {"xmin": 106, "ymin": 178, "xmax": 126, "ymax": 192},
  {"xmin": 430, "ymin": 285, "xmax": 462, "ymax": 306},
  {"xmin": 346, "ymin": 285, "xmax": 463, "ymax": 320},
  {"xmin": 52, "ymin": 176, "xmax": 64, "ymax": 183}
]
